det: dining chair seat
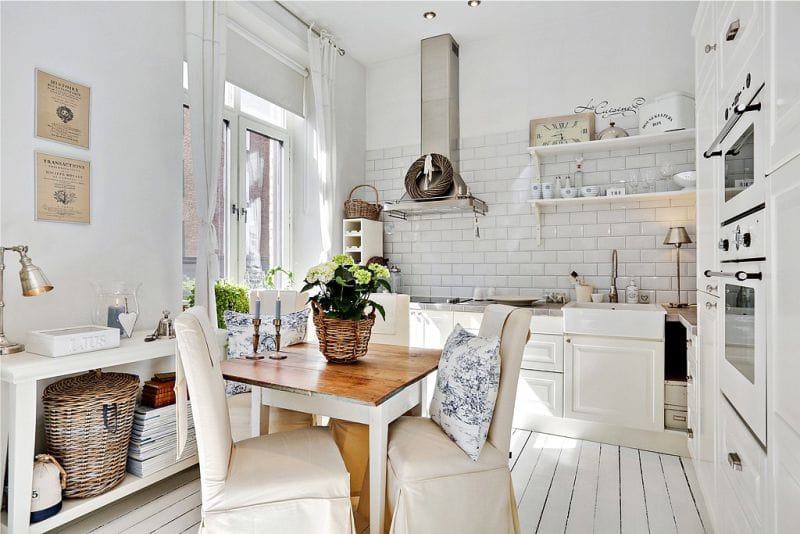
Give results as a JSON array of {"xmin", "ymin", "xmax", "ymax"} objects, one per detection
[{"xmin": 174, "ymin": 306, "xmax": 355, "ymax": 533}]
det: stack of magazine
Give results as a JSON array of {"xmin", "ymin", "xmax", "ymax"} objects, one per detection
[{"xmin": 127, "ymin": 403, "xmax": 197, "ymax": 478}]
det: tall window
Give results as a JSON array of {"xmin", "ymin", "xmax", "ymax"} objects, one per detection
[{"xmin": 182, "ymin": 75, "xmax": 291, "ymax": 293}]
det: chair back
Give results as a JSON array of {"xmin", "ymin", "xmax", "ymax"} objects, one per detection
[
  {"xmin": 480, "ymin": 304, "xmax": 532, "ymax": 455},
  {"xmin": 369, "ymin": 293, "xmax": 410, "ymax": 346},
  {"xmin": 174, "ymin": 307, "xmax": 233, "ymax": 487},
  {"xmin": 249, "ymin": 289, "xmax": 309, "ymax": 315}
]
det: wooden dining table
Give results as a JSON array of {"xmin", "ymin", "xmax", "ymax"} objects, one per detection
[{"xmin": 221, "ymin": 342, "xmax": 441, "ymax": 534}]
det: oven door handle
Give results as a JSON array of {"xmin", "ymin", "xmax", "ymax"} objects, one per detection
[
  {"xmin": 703, "ymin": 82, "xmax": 765, "ymax": 159},
  {"xmin": 704, "ymin": 269, "xmax": 762, "ymax": 281}
]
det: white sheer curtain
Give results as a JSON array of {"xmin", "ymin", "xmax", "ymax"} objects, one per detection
[
  {"xmin": 186, "ymin": 1, "xmax": 226, "ymax": 323},
  {"xmin": 307, "ymin": 28, "xmax": 338, "ymax": 259}
]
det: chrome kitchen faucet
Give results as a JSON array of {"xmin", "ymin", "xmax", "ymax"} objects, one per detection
[{"xmin": 608, "ymin": 249, "xmax": 619, "ymax": 303}]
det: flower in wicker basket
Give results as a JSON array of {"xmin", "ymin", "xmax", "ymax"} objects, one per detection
[{"xmin": 301, "ymin": 254, "xmax": 391, "ymax": 363}]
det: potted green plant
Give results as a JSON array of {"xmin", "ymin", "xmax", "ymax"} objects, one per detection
[
  {"xmin": 301, "ymin": 254, "xmax": 391, "ymax": 363},
  {"xmin": 187, "ymin": 279, "xmax": 250, "ymax": 329}
]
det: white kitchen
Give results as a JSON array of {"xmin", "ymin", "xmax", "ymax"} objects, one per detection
[{"xmin": 1, "ymin": 1, "xmax": 798, "ymax": 533}]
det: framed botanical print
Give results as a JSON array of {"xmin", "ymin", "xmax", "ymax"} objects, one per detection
[
  {"xmin": 35, "ymin": 152, "xmax": 91, "ymax": 224},
  {"xmin": 35, "ymin": 69, "xmax": 91, "ymax": 149}
]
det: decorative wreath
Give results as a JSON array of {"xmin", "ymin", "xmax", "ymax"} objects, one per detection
[
  {"xmin": 56, "ymin": 106, "xmax": 74, "ymax": 124},
  {"xmin": 404, "ymin": 153, "xmax": 454, "ymax": 199}
]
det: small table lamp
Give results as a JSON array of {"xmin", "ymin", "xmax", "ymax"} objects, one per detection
[
  {"xmin": 663, "ymin": 227, "xmax": 693, "ymax": 308},
  {"xmin": 1, "ymin": 245, "xmax": 54, "ymax": 354}
]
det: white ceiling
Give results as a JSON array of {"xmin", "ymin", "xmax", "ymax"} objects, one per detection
[{"xmin": 281, "ymin": 1, "xmax": 697, "ymax": 66}]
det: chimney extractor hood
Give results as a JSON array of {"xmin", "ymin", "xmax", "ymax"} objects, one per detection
[{"xmin": 383, "ymin": 34, "xmax": 487, "ymax": 220}]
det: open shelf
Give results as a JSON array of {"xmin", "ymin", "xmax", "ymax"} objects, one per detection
[
  {"xmin": 527, "ymin": 129, "xmax": 696, "ymax": 157},
  {"xmin": 529, "ymin": 189, "xmax": 696, "ymax": 207},
  {"xmin": 1, "ymin": 455, "xmax": 198, "ymax": 533}
]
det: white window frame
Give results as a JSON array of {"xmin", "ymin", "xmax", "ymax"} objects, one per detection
[{"xmin": 183, "ymin": 79, "xmax": 294, "ymax": 285}]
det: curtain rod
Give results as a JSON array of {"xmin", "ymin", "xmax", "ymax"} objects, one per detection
[{"xmin": 275, "ymin": 1, "xmax": 346, "ymax": 56}]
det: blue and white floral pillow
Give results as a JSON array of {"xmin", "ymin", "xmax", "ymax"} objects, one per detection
[
  {"xmin": 223, "ymin": 308, "xmax": 310, "ymax": 395},
  {"xmin": 429, "ymin": 324, "xmax": 501, "ymax": 461}
]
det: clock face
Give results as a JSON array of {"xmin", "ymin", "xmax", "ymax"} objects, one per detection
[{"xmin": 530, "ymin": 113, "xmax": 595, "ymax": 147}]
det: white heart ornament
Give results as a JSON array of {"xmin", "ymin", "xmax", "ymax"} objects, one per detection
[{"xmin": 118, "ymin": 312, "xmax": 138, "ymax": 338}]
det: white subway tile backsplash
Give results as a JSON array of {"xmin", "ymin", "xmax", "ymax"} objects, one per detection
[{"xmin": 365, "ymin": 127, "xmax": 696, "ymax": 299}]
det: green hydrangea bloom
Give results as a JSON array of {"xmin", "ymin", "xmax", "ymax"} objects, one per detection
[
  {"xmin": 367, "ymin": 263, "xmax": 390, "ymax": 279},
  {"xmin": 331, "ymin": 254, "xmax": 355, "ymax": 266}
]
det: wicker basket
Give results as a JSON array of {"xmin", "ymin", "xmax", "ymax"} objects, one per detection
[
  {"xmin": 43, "ymin": 370, "xmax": 140, "ymax": 497},
  {"xmin": 312, "ymin": 302, "xmax": 376, "ymax": 363},
  {"xmin": 404, "ymin": 153, "xmax": 454, "ymax": 199},
  {"xmin": 344, "ymin": 184, "xmax": 382, "ymax": 221}
]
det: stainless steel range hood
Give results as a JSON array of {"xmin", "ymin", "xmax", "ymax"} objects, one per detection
[{"xmin": 383, "ymin": 34, "xmax": 487, "ymax": 220}]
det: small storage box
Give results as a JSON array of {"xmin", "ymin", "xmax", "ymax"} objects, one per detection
[
  {"xmin": 43, "ymin": 371, "xmax": 140, "ymax": 497},
  {"xmin": 639, "ymin": 92, "xmax": 695, "ymax": 134},
  {"xmin": 27, "ymin": 325, "xmax": 120, "ymax": 357}
]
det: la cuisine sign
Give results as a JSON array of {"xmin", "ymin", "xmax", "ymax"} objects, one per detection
[{"xmin": 574, "ymin": 97, "xmax": 647, "ymax": 118}]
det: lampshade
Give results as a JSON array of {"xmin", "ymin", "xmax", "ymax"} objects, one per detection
[
  {"xmin": 18, "ymin": 252, "xmax": 53, "ymax": 296},
  {"xmin": 663, "ymin": 226, "xmax": 692, "ymax": 246}
]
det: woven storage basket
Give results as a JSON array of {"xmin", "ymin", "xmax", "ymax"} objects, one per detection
[
  {"xmin": 312, "ymin": 302, "xmax": 376, "ymax": 363},
  {"xmin": 43, "ymin": 370, "xmax": 139, "ymax": 497},
  {"xmin": 344, "ymin": 184, "xmax": 382, "ymax": 221}
]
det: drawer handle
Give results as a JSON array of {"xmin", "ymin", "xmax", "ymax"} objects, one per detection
[
  {"xmin": 687, "ymin": 374, "xmax": 694, "ymax": 384},
  {"xmin": 673, "ymin": 414, "xmax": 687, "ymax": 422},
  {"xmin": 706, "ymin": 284, "xmax": 718, "ymax": 293},
  {"xmin": 565, "ymin": 338, "xmax": 571, "ymax": 343},
  {"xmin": 726, "ymin": 19, "xmax": 741, "ymax": 42},
  {"xmin": 706, "ymin": 301, "xmax": 717, "ymax": 310},
  {"xmin": 704, "ymin": 43, "xmax": 717, "ymax": 53},
  {"xmin": 688, "ymin": 428, "xmax": 694, "ymax": 439},
  {"xmin": 686, "ymin": 338, "xmax": 693, "ymax": 347},
  {"xmin": 728, "ymin": 452, "xmax": 743, "ymax": 471}
]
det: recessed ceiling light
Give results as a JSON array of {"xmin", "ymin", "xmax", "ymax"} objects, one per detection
[
  {"xmin": 467, "ymin": 0, "xmax": 481, "ymax": 6},
  {"xmin": 423, "ymin": 11, "xmax": 437, "ymax": 19}
]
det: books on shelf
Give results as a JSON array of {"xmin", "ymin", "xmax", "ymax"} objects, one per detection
[
  {"xmin": 127, "ymin": 403, "xmax": 196, "ymax": 478},
  {"xmin": 141, "ymin": 376, "xmax": 177, "ymax": 408}
]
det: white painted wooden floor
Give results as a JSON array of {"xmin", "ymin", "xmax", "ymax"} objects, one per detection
[{"xmin": 54, "ymin": 397, "xmax": 709, "ymax": 533}]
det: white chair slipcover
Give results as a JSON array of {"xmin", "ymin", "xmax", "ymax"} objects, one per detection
[
  {"xmin": 384, "ymin": 304, "xmax": 532, "ymax": 533},
  {"xmin": 174, "ymin": 306, "xmax": 355, "ymax": 533}
]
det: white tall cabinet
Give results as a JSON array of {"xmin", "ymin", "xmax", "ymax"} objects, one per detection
[{"xmin": 693, "ymin": 2, "xmax": 800, "ymax": 532}]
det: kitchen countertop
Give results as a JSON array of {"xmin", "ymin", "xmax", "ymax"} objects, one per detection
[
  {"xmin": 409, "ymin": 297, "xmax": 565, "ymax": 316},
  {"xmin": 662, "ymin": 304, "xmax": 698, "ymax": 335}
]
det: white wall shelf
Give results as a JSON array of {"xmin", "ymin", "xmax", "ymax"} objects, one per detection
[
  {"xmin": 343, "ymin": 218, "xmax": 383, "ymax": 265},
  {"xmin": 529, "ymin": 190, "xmax": 696, "ymax": 245},
  {"xmin": 527, "ymin": 129, "xmax": 696, "ymax": 158}
]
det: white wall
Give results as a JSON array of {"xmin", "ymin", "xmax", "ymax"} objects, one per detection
[
  {"xmin": 366, "ymin": 3, "xmax": 696, "ymax": 150},
  {"xmin": 1, "ymin": 1, "xmax": 185, "ymax": 339}
]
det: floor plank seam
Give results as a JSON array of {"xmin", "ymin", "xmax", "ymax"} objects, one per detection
[
  {"xmin": 658, "ymin": 455, "xmax": 680, "ymax": 532},
  {"xmin": 637, "ymin": 449, "xmax": 652, "ymax": 534},
  {"xmin": 679, "ymin": 457, "xmax": 707, "ymax": 534},
  {"xmin": 562, "ymin": 440, "xmax": 583, "ymax": 534},
  {"xmin": 617, "ymin": 447, "xmax": 623, "ymax": 534},
  {"xmin": 591, "ymin": 444, "xmax": 602, "ymax": 534},
  {"xmin": 534, "ymin": 446, "xmax": 564, "ymax": 534}
]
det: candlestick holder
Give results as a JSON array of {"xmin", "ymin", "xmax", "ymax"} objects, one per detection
[
  {"xmin": 268, "ymin": 318, "xmax": 287, "ymax": 360},
  {"xmin": 245, "ymin": 318, "xmax": 264, "ymax": 360}
]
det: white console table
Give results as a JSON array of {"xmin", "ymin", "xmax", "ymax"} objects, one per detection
[{"xmin": 0, "ymin": 333, "xmax": 200, "ymax": 533}]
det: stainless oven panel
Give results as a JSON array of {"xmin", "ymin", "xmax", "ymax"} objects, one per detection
[{"xmin": 719, "ymin": 208, "xmax": 766, "ymax": 261}]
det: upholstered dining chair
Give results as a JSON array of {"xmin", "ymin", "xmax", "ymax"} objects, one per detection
[
  {"xmin": 174, "ymin": 306, "xmax": 356, "ymax": 533},
  {"xmin": 382, "ymin": 304, "xmax": 532, "ymax": 533}
]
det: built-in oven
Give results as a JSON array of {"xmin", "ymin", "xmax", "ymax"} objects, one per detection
[
  {"xmin": 705, "ymin": 207, "xmax": 767, "ymax": 445},
  {"xmin": 704, "ymin": 72, "xmax": 766, "ymax": 223}
]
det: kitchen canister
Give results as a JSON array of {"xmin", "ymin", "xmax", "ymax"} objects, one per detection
[
  {"xmin": 638, "ymin": 92, "xmax": 696, "ymax": 134},
  {"xmin": 575, "ymin": 283, "xmax": 594, "ymax": 303},
  {"xmin": 30, "ymin": 454, "xmax": 67, "ymax": 523}
]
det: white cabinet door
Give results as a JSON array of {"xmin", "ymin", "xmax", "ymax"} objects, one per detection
[
  {"xmin": 421, "ymin": 310, "xmax": 454, "ymax": 349},
  {"xmin": 767, "ymin": 1, "xmax": 800, "ymax": 171},
  {"xmin": 522, "ymin": 333, "xmax": 564, "ymax": 372},
  {"xmin": 409, "ymin": 310, "xmax": 425, "ymax": 348},
  {"xmin": 453, "ymin": 311, "xmax": 482, "ymax": 334},
  {"xmin": 694, "ymin": 1, "xmax": 718, "ymax": 93},
  {"xmin": 564, "ymin": 335, "xmax": 664, "ymax": 431},
  {"xmin": 516, "ymin": 370, "xmax": 564, "ymax": 421},
  {"xmin": 695, "ymin": 72, "xmax": 721, "ymax": 294},
  {"xmin": 773, "ymin": 415, "xmax": 800, "ymax": 534}
]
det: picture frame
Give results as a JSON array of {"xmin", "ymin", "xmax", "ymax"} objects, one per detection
[
  {"xmin": 35, "ymin": 152, "xmax": 91, "ymax": 224},
  {"xmin": 35, "ymin": 69, "xmax": 91, "ymax": 149}
]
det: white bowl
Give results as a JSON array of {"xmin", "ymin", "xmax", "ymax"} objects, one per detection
[
  {"xmin": 672, "ymin": 171, "xmax": 697, "ymax": 190},
  {"xmin": 581, "ymin": 186, "xmax": 600, "ymax": 197},
  {"xmin": 561, "ymin": 187, "xmax": 578, "ymax": 198}
]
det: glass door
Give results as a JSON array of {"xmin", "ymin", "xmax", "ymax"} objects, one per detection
[{"xmin": 724, "ymin": 283, "xmax": 756, "ymax": 383}]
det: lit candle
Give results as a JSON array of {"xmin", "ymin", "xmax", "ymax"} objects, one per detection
[
  {"xmin": 254, "ymin": 298, "xmax": 261, "ymax": 318},
  {"xmin": 275, "ymin": 292, "xmax": 281, "ymax": 319},
  {"xmin": 107, "ymin": 299, "xmax": 125, "ymax": 332}
]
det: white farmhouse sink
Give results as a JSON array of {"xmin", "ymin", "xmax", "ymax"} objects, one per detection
[{"xmin": 563, "ymin": 302, "xmax": 666, "ymax": 340}]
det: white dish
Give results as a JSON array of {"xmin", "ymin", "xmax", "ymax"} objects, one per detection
[{"xmin": 672, "ymin": 170, "xmax": 697, "ymax": 190}]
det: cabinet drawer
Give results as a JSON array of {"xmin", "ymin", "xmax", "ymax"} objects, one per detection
[
  {"xmin": 720, "ymin": 397, "xmax": 766, "ymax": 530},
  {"xmin": 665, "ymin": 408, "xmax": 688, "ymax": 431},
  {"xmin": 530, "ymin": 315, "xmax": 563, "ymax": 335},
  {"xmin": 718, "ymin": 1, "xmax": 764, "ymax": 98},
  {"xmin": 665, "ymin": 381, "xmax": 687, "ymax": 408},
  {"xmin": 517, "ymin": 370, "xmax": 564, "ymax": 418},
  {"xmin": 522, "ymin": 333, "xmax": 564, "ymax": 372}
]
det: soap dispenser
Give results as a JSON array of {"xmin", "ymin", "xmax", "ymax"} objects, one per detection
[{"xmin": 625, "ymin": 279, "xmax": 640, "ymax": 304}]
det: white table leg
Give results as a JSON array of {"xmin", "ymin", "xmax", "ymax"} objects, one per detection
[
  {"xmin": 369, "ymin": 405, "xmax": 388, "ymax": 534},
  {"xmin": 419, "ymin": 377, "xmax": 428, "ymax": 418},
  {"xmin": 8, "ymin": 381, "xmax": 37, "ymax": 533},
  {"xmin": 250, "ymin": 386, "xmax": 262, "ymax": 438},
  {"xmin": 1, "ymin": 381, "xmax": 9, "ymax": 495}
]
